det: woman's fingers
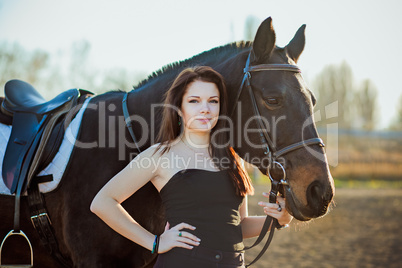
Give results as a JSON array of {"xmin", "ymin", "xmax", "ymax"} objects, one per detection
[
  {"xmin": 259, "ymin": 194, "xmax": 293, "ymax": 226},
  {"xmin": 159, "ymin": 224, "xmax": 200, "ymax": 254},
  {"xmin": 175, "ymin": 241, "xmax": 195, "ymax": 250},
  {"xmin": 179, "ymin": 231, "xmax": 200, "ymax": 241},
  {"xmin": 164, "ymin": 221, "xmax": 170, "ymax": 231},
  {"xmin": 277, "ymin": 196, "xmax": 286, "ymax": 208},
  {"xmin": 171, "ymin": 222, "xmax": 196, "ymax": 231},
  {"xmin": 178, "ymin": 231, "xmax": 201, "ymax": 243},
  {"xmin": 177, "ymin": 236, "xmax": 201, "ymax": 247},
  {"xmin": 173, "ymin": 223, "xmax": 200, "ymax": 244},
  {"xmin": 258, "ymin": 201, "xmax": 281, "ymax": 211},
  {"xmin": 158, "ymin": 222, "xmax": 200, "ymax": 253},
  {"xmin": 260, "ymin": 193, "xmax": 286, "ymax": 211},
  {"xmin": 263, "ymin": 206, "xmax": 282, "ymax": 217}
]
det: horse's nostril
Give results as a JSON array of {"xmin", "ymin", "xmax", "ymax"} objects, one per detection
[
  {"xmin": 307, "ymin": 181, "xmax": 334, "ymax": 217},
  {"xmin": 307, "ymin": 181, "xmax": 325, "ymax": 216},
  {"xmin": 310, "ymin": 183, "xmax": 321, "ymax": 203}
]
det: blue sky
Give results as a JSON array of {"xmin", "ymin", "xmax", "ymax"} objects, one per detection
[{"xmin": 0, "ymin": 0, "xmax": 401, "ymax": 129}]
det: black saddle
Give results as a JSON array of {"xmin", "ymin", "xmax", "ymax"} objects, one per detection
[
  {"xmin": 2, "ymin": 79, "xmax": 78, "ymax": 115},
  {"xmin": 1, "ymin": 80, "xmax": 91, "ymax": 194}
]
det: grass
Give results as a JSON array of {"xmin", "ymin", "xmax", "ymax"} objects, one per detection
[{"xmin": 333, "ymin": 178, "xmax": 402, "ymax": 189}]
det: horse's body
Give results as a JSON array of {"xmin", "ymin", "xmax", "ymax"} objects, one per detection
[{"xmin": 0, "ymin": 18, "xmax": 334, "ymax": 267}]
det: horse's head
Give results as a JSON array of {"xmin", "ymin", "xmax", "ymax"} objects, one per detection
[{"xmin": 232, "ymin": 17, "xmax": 334, "ymax": 221}]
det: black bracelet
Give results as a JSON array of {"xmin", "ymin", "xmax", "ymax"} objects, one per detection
[
  {"xmin": 151, "ymin": 235, "xmax": 158, "ymax": 254},
  {"xmin": 155, "ymin": 235, "xmax": 160, "ymax": 254}
]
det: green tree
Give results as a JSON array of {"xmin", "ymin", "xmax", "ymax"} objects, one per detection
[
  {"xmin": 0, "ymin": 42, "xmax": 51, "ymax": 93},
  {"xmin": 389, "ymin": 94, "xmax": 402, "ymax": 130},
  {"xmin": 355, "ymin": 79, "xmax": 378, "ymax": 130},
  {"xmin": 68, "ymin": 40, "xmax": 96, "ymax": 90},
  {"xmin": 244, "ymin": 15, "xmax": 260, "ymax": 41}
]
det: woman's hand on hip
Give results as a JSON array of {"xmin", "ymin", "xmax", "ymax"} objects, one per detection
[{"xmin": 158, "ymin": 222, "xmax": 201, "ymax": 254}]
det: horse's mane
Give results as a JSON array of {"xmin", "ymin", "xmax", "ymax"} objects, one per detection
[{"xmin": 133, "ymin": 41, "xmax": 252, "ymax": 90}]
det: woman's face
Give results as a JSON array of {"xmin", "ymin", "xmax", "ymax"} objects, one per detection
[{"xmin": 180, "ymin": 80, "xmax": 220, "ymax": 133}]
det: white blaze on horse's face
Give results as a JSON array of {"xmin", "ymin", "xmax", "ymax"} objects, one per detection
[{"xmin": 180, "ymin": 80, "xmax": 220, "ymax": 133}]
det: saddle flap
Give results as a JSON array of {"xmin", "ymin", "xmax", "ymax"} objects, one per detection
[
  {"xmin": 1, "ymin": 84, "xmax": 90, "ymax": 194},
  {"xmin": 2, "ymin": 112, "xmax": 43, "ymax": 193}
]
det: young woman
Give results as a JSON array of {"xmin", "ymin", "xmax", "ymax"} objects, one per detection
[{"xmin": 90, "ymin": 66, "xmax": 293, "ymax": 267}]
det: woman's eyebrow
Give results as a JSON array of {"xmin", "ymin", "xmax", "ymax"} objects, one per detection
[{"xmin": 187, "ymin": 95, "xmax": 219, "ymax": 98}]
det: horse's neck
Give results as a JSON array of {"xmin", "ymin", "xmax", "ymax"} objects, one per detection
[
  {"xmin": 136, "ymin": 56, "xmax": 245, "ymax": 103},
  {"xmin": 131, "ymin": 74, "xmax": 174, "ymax": 106}
]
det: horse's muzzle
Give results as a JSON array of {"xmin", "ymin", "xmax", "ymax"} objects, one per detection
[
  {"xmin": 306, "ymin": 180, "xmax": 334, "ymax": 217},
  {"xmin": 285, "ymin": 180, "xmax": 334, "ymax": 221}
]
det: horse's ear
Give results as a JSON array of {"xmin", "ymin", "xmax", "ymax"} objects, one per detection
[
  {"xmin": 251, "ymin": 17, "xmax": 276, "ymax": 63},
  {"xmin": 286, "ymin": 24, "xmax": 306, "ymax": 63}
]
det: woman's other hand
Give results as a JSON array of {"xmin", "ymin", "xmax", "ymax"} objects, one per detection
[{"xmin": 258, "ymin": 194, "xmax": 293, "ymax": 227}]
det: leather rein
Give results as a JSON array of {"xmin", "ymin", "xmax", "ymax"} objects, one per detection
[{"xmin": 122, "ymin": 52, "xmax": 325, "ymax": 266}]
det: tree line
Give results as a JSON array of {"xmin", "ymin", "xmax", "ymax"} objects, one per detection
[
  {"xmin": 314, "ymin": 62, "xmax": 375, "ymax": 130},
  {"xmin": 313, "ymin": 61, "xmax": 402, "ymax": 131},
  {"xmin": 0, "ymin": 41, "xmax": 144, "ymax": 98}
]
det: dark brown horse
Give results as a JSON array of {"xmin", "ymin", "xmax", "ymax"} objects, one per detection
[{"xmin": 0, "ymin": 17, "xmax": 334, "ymax": 267}]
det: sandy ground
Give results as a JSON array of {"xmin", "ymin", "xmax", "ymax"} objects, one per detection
[
  {"xmin": 244, "ymin": 186, "xmax": 402, "ymax": 268},
  {"xmin": 2, "ymin": 186, "xmax": 400, "ymax": 267}
]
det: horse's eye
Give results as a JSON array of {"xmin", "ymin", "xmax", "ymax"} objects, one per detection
[{"xmin": 265, "ymin": 98, "xmax": 279, "ymax": 105}]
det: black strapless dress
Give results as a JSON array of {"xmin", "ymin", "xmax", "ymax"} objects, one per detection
[{"xmin": 154, "ymin": 169, "xmax": 245, "ymax": 268}]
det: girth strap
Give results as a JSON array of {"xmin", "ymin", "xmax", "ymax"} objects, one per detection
[
  {"xmin": 27, "ymin": 176, "xmax": 73, "ymax": 267},
  {"xmin": 13, "ymin": 115, "xmax": 48, "ymax": 232}
]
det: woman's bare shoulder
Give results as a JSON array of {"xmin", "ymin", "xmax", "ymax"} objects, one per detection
[
  {"xmin": 132, "ymin": 143, "xmax": 166, "ymax": 159},
  {"xmin": 149, "ymin": 140, "xmax": 183, "ymax": 156}
]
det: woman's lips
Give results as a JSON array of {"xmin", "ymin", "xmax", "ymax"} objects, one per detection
[{"xmin": 197, "ymin": 118, "xmax": 211, "ymax": 124}]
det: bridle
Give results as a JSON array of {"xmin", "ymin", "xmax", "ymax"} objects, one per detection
[
  {"xmin": 121, "ymin": 51, "xmax": 325, "ymax": 267},
  {"xmin": 231, "ymin": 52, "xmax": 325, "ymax": 266},
  {"xmin": 231, "ymin": 52, "xmax": 324, "ymax": 193}
]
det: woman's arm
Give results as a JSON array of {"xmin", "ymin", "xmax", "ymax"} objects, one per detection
[
  {"xmin": 240, "ymin": 193, "xmax": 293, "ymax": 239},
  {"xmin": 90, "ymin": 146, "xmax": 161, "ymax": 250},
  {"xmin": 90, "ymin": 146, "xmax": 200, "ymax": 253}
]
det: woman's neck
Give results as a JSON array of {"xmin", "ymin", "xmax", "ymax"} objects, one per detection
[{"xmin": 181, "ymin": 131, "xmax": 210, "ymax": 149}]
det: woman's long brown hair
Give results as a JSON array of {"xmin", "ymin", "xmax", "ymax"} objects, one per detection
[{"xmin": 155, "ymin": 66, "xmax": 254, "ymax": 197}]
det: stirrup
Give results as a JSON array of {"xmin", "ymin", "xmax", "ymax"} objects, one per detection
[{"xmin": 0, "ymin": 230, "xmax": 33, "ymax": 268}]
